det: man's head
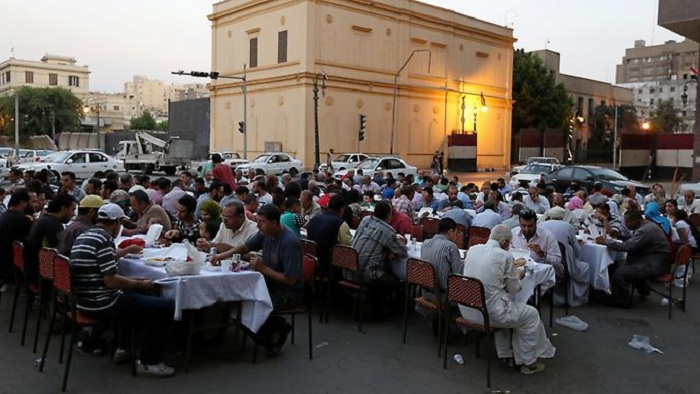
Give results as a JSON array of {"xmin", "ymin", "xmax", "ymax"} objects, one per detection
[
  {"xmin": 101, "ymin": 180, "xmax": 118, "ymax": 200},
  {"xmin": 527, "ymin": 187, "xmax": 539, "ymax": 201},
  {"xmin": 204, "ymin": 170, "xmax": 214, "ymax": 183},
  {"xmin": 244, "ymin": 194, "xmax": 259, "ymax": 213},
  {"xmin": 78, "ymin": 194, "xmax": 105, "ymax": 224},
  {"xmin": 9, "ymin": 169, "xmax": 22, "ymax": 183},
  {"xmin": 47, "ymin": 193, "xmax": 77, "ymax": 223},
  {"xmin": 256, "ymin": 203, "xmax": 282, "ymax": 236},
  {"xmin": 623, "ymin": 209, "xmax": 643, "ymax": 230},
  {"xmin": 234, "ymin": 186, "xmax": 249, "ymax": 201},
  {"xmin": 129, "ymin": 190, "xmax": 151, "ymax": 216},
  {"xmin": 438, "ymin": 217, "xmax": 457, "ymax": 237},
  {"xmin": 447, "ymin": 186, "xmax": 458, "ymax": 201},
  {"xmin": 490, "ymin": 224, "xmax": 513, "ymax": 251},
  {"xmin": 8, "ymin": 189, "xmax": 36, "ymax": 215},
  {"xmin": 137, "ymin": 175, "xmax": 151, "ymax": 189},
  {"xmin": 595, "ymin": 203, "xmax": 611, "ymax": 218},
  {"xmin": 179, "ymin": 172, "xmax": 192, "ymax": 187},
  {"xmin": 328, "ymin": 194, "xmax": 346, "ymax": 214},
  {"xmin": 664, "ymin": 199, "xmax": 678, "ymax": 216},
  {"xmin": 212, "ymin": 153, "xmax": 223, "ymax": 164},
  {"xmin": 422, "ymin": 186, "xmax": 434, "ymax": 202},
  {"xmin": 176, "ymin": 194, "xmax": 197, "ymax": 222},
  {"xmin": 155, "ymin": 177, "xmax": 172, "ymax": 194},
  {"xmin": 497, "ymin": 178, "xmax": 506, "ymax": 189},
  {"xmin": 208, "ymin": 181, "xmax": 223, "ymax": 201},
  {"xmin": 518, "ymin": 209, "xmax": 538, "ymax": 239},
  {"xmin": 284, "ymin": 197, "xmax": 302, "ymax": 214},
  {"xmin": 256, "ymin": 180, "xmax": 267, "ymax": 195},
  {"xmin": 684, "ymin": 190, "xmax": 695, "ymax": 203},
  {"xmin": 547, "ymin": 206, "xmax": 566, "ymax": 221},
  {"xmin": 361, "ymin": 175, "xmax": 371, "ymax": 185},
  {"xmin": 300, "ymin": 190, "xmax": 313, "ymax": 209},
  {"xmin": 488, "ymin": 190, "xmax": 503, "ymax": 203},
  {"xmin": 551, "ymin": 193, "xmax": 565, "ymax": 208},
  {"xmin": 481, "ymin": 182, "xmax": 492, "ymax": 193},
  {"xmin": 97, "ymin": 203, "xmax": 128, "ymax": 237},
  {"xmin": 626, "ymin": 184, "xmax": 637, "ymax": 195},
  {"xmin": 401, "ymin": 185, "xmax": 415, "ymax": 200},
  {"xmin": 120, "ymin": 173, "xmax": 134, "ymax": 190},
  {"xmin": 60, "ymin": 171, "xmax": 77, "ymax": 191},
  {"xmin": 483, "ymin": 200, "xmax": 497, "ymax": 212},
  {"xmin": 374, "ymin": 200, "xmax": 393, "ymax": 222},
  {"xmin": 85, "ymin": 178, "xmax": 102, "ymax": 195},
  {"xmin": 222, "ymin": 199, "xmax": 247, "ymax": 231}
]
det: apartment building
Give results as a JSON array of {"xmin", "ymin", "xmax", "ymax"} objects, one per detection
[{"xmin": 0, "ymin": 54, "xmax": 90, "ymax": 96}]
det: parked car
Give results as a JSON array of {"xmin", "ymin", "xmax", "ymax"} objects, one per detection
[
  {"xmin": 194, "ymin": 151, "xmax": 249, "ymax": 176},
  {"xmin": 544, "ymin": 165, "xmax": 650, "ymax": 196},
  {"xmin": 509, "ymin": 163, "xmax": 560, "ymax": 189},
  {"xmin": 511, "ymin": 156, "xmax": 561, "ymax": 176},
  {"xmin": 14, "ymin": 150, "xmax": 122, "ymax": 180},
  {"xmin": 333, "ymin": 156, "xmax": 418, "ymax": 180},
  {"xmin": 0, "ymin": 147, "xmax": 16, "ymax": 179},
  {"xmin": 18, "ymin": 149, "xmax": 55, "ymax": 164},
  {"xmin": 678, "ymin": 182, "xmax": 700, "ymax": 198},
  {"xmin": 319, "ymin": 152, "xmax": 369, "ymax": 172},
  {"xmin": 236, "ymin": 152, "xmax": 303, "ymax": 176}
]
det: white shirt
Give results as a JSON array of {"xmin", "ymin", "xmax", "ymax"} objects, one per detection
[
  {"xmin": 511, "ymin": 226, "xmax": 563, "ymax": 276},
  {"xmin": 212, "ymin": 218, "xmax": 258, "ymax": 249},
  {"xmin": 472, "ymin": 209, "xmax": 503, "ymax": 229},
  {"xmin": 523, "ymin": 195, "xmax": 550, "ymax": 214},
  {"xmin": 257, "ymin": 192, "xmax": 273, "ymax": 206}
]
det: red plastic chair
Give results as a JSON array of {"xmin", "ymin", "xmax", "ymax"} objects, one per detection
[
  {"xmin": 420, "ymin": 217, "xmax": 440, "ymax": 239},
  {"xmin": 468, "ymin": 226, "xmax": 491, "ymax": 248},
  {"xmin": 32, "ymin": 248, "xmax": 58, "ymax": 353},
  {"xmin": 443, "ymin": 274, "xmax": 497, "ymax": 388},
  {"xmin": 403, "ymin": 258, "xmax": 445, "ymax": 356},
  {"xmin": 411, "ymin": 224, "xmax": 424, "ymax": 242},
  {"xmin": 449, "ymin": 224, "xmax": 467, "ymax": 250},
  {"xmin": 329, "ymin": 244, "xmax": 366, "ymax": 332},
  {"xmin": 8, "ymin": 241, "xmax": 39, "ymax": 347},
  {"xmin": 648, "ymin": 244, "xmax": 692, "ymax": 319}
]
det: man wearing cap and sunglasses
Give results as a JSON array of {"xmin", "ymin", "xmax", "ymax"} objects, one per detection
[
  {"xmin": 71, "ymin": 203, "xmax": 176, "ymax": 377},
  {"xmin": 59, "ymin": 195, "xmax": 105, "ymax": 256}
]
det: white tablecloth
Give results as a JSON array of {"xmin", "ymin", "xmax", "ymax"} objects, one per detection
[
  {"xmin": 580, "ymin": 241, "xmax": 627, "ymax": 292},
  {"xmin": 404, "ymin": 243, "xmax": 555, "ymax": 303},
  {"xmin": 118, "ymin": 258, "xmax": 273, "ymax": 333}
]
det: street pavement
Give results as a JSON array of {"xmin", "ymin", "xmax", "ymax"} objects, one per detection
[{"xmin": 1, "ymin": 280, "xmax": 699, "ymax": 393}]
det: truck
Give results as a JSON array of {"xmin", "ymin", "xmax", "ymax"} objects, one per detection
[{"xmin": 120, "ymin": 132, "xmax": 193, "ymax": 175}]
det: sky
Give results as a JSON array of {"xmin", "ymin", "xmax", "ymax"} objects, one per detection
[{"xmin": 1, "ymin": 0, "xmax": 685, "ymax": 93}]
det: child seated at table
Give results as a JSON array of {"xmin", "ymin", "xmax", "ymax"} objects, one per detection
[{"xmin": 199, "ymin": 220, "xmax": 221, "ymax": 242}]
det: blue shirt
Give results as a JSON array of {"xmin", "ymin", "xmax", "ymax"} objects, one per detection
[
  {"xmin": 382, "ymin": 187, "xmax": 395, "ymax": 199},
  {"xmin": 246, "ymin": 227, "xmax": 303, "ymax": 302}
]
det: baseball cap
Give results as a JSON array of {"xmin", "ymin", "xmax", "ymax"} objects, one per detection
[
  {"xmin": 79, "ymin": 195, "xmax": 105, "ymax": 209},
  {"xmin": 110, "ymin": 189, "xmax": 130, "ymax": 203},
  {"xmin": 128, "ymin": 185, "xmax": 146, "ymax": 194},
  {"xmin": 98, "ymin": 203, "xmax": 128, "ymax": 220}
]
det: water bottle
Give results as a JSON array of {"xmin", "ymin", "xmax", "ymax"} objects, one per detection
[
  {"xmin": 660, "ymin": 298, "xmax": 670, "ymax": 307},
  {"xmin": 453, "ymin": 354, "xmax": 464, "ymax": 365}
]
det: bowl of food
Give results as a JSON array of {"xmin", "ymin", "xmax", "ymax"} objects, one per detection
[{"xmin": 510, "ymin": 248, "xmax": 530, "ymax": 260}]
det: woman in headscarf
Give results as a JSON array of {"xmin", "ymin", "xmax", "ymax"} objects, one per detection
[
  {"xmin": 200, "ymin": 200, "xmax": 222, "ymax": 222},
  {"xmin": 566, "ymin": 196, "xmax": 589, "ymax": 224},
  {"xmin": 644, "ymin": 201, "xmax": 671, "ymax": 236}
]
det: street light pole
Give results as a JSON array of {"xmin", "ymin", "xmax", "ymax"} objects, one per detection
[
  {"xmin": 172, "ymin": 69, "xmax": 248, "ymax": 159},
  {"xmin": 613, "ymin": 105, "xmax": 618, "ymax": 170},
  {"xmin": 14, "ymin": 92, "xmax": 19, "ymax": 158},
  {"xmin": 312, "ymin": 71, "xmax": 327, "ymax": 168},
  {"xmin": 390, "ymin": 49, "xmax": 431, "ymax": 155}
]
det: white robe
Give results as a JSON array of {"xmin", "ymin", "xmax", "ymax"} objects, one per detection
[{"xmin": 462, "ymin": 240, "xmax": 556, "ymax": 365}]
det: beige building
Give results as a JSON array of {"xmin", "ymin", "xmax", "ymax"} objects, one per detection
[
  {"xmin": 0, "ymin": 54, "xmax": 90, "ymax": 96},
  {"xmin": 208, "ymin": 0, "xmax": 515, "ymax": 169},
  {"xmin": 125, "ymin": 76, "xmax": 210, "ymax": 121},
  {"xmin": 533, "ymin": 50, "xmax": 633, "ymax": 153},
  {"xmin": 82, "ymin": 92, "xmax": 131, "ymax": 132},
  {"xmin": 616, "ymin": 39, "xmax": 699, "ymax": 84}
]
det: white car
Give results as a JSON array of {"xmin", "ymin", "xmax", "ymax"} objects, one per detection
[
  {"xmin": 319, "ymin": 153, "xmax": 369, "ymax": 172},
  {"xmin": 18, "ymin": 149, "xmax": 55, "ymax": 164},
  {"xmin": 510, "ymin": 156, "xmax": 561, "ymax": 176},
  {"xmin": 236, "ymin": 152, "xmax": 303, "ymax": 177},
  {"xmin": 195, "ymin": 151, "xmax": 249, "ymax": 176},
  {"xmin": 509, "ymin": 163, "xmax": 560, "ymax": 189},
  {"xmin": 333, "ymin": 156, "xmax": 417, "ymax": 180},
  {"xmin": 15, "ymin": 150, "xmax": 122, "ymax": 180}
]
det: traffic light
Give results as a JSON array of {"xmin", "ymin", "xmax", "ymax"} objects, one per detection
[
  {"xmin": 190, "ymin": 71, "xmax": 209, "ymax": 78},
  {"xmin": 358, "ymin": 114, "xmax": 366, "ymax": 141},
  {"xmin": 209, "ymin": 71, "xmax": 220, "ymax": 80},
  {"xmin": 238, "ymin": 121, "xmax": 245, "ymax": 134}
]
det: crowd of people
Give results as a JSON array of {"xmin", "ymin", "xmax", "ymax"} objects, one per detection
[{"xmin": 0, "ymin": 152, "xmax": 693, "ymax": 378}]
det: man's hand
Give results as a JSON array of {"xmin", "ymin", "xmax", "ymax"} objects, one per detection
[
  {"xmin": 210, "ymin": 253, "xmax": 223, "ymax": 266},
  {"xmin": 250, "ymin": 254, "xmax": 264, "ymax": 273},
  {"xmin": 164, "ymin": 230, "xmax": 180, "ymax": 240},
  {"xmin": 528, "ymin": 243, "xmax": 545, "ymax": 258},
  {"xmin": 196, "ymin": 238, "xmax": 210, "ymax": 251},
  {"xmin": 137, "ymin": 278, "xmax": 154, "ymax": 290},
  {"xmin": 124, "ymin": 245, "xmax": 143, "ymax": 255},
  {"xmin": 595, "ymin": 236, "xmax": 607, "ymax": 245}
]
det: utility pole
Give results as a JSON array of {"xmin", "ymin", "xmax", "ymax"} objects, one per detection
[
  {"xmin": 312, "ymin": 71, "xmax": 327, "ymax": 168},
  {"xmin": 14, "ymin": 93, "xmax": 19, "ymax": 158},
  {"xmin": 613, "ymin": 105, "xmax": 618, "ymax": 170}
]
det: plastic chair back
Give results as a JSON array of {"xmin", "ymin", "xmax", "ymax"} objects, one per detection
[{"xmin": 39, "ymin": 248, "xmax": 58, "ymax": 281}]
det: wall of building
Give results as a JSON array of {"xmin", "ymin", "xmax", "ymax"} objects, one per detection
[
  {"xmin": 0, "ymin": 54, "xmax": 90, "ymax": 96},
  {"xmin": 169, "ymin": 97, "xmax": 211, "ymax": 160},
  {"xmin": 209, "ymin": 0, "xmax": 514, "ymax": 170},
  {"xmin": 615, "ymin": 39, "xmax": 699, "ymax": 84}
]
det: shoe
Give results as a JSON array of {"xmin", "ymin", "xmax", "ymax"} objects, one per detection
[
  {"xmin": 75, "ymin": 338, "xmax": 106, "ymax": 357},
  {"xmin": 265, "ymin": 323, "xmax": 292, "ymax": 357},
  {"xmin": 520, "ymin": 362, "xmax": 546, "ymax": 375},
  {"xmin": 136, "ymin": 361, "xmax": 175, "ymax": 378},
  {"xmin": 112, "ymin": 348, "xmax": 131, "ymax": 365}
]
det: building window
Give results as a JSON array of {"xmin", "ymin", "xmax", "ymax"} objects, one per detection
[
  {"xmin": 650, "ymin": 98, "xmax": 655, "ymax": 105},
  {"xmin": 249, "ymin": 37, "xmax": 258, "ymax": 68},
  {"xmin": 49, "ymin": 73, "xmax": 58, "ymax": 86},
  {"xmin": 650, "ymin": 87, "xmax": 655, "ymax": 94},
  {"xmin": 638, "ymin": 88, "xmax": 643, "ymax": 94},
  {"xmin": 25, "ymin": 71, "xmax": 33, "ymax": 84},
  {"xmin": 69, "ymin": 75, "xmax": 80, "ymax": 87},
  {"xmin": 659, "ymin": 87, "xmax": 663, "ymax": 93},
  {"xmin": 114, "ymin": 105, "xmax": 120, "ymax": 111},
  {"xmin": 670, "ymin": 86, "xmax": 675, "ymax": 92},
  {"xmin": 277, "ymin": 30, "xmax": 288, "ymax": 64},
  {"xmin": 5, "ymin": 71, "xmax": 10, "ymax": 83},
  {"xmin": 682, "ymin": 111, "xmax": 687, "ymax": 117}
]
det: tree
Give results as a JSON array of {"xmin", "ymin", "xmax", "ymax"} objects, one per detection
[
  {"xmin": 512, "ymin": 49, "xmax": 573, "ymax": 132},
  {"xmin": 0, "ymin": 86, "xmax": 84, "ymax": 142},
  {"xmin": 129, "ymin": 110, "xmax": 157, "ymax": 130},
  {"xmin": 157, "ymin": 120, "xmax": 169, "ymax": 132},
  {"xmin": 650, "ymin": 99, "xmax": 682, "ymax": 133}
]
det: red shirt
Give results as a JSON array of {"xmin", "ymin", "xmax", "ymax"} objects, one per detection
[
  {"xmin": 389, "ymin": 209, "xmax": 412, "ymax": 235},
  {"xmin": 213, "ymin": 164, "xmax": 237, "ymax": 190}
]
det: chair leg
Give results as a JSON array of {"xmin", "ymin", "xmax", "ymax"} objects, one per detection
[
  {"xmin": 486, "ymin": 331, "xmax": 492, "ymax": 388},
  {"xmin": 33, "ymin": 293, "xmax": 46, "ymax": 353},
  {"xmin": 324, "ymin": 282, "xmax": 331, "ymax": 324},
  {"xmin": 442, "ymin": 314, "xmax": 450, "ymax": 369},
  {"xmin": 290, "ymin": 314, "xmax": 296, "ymax": 345},
  {"xmin": 668, "ymin": 283, "xmax": 673, "ymax": 320},
  {"xmin": 402, "ymin": 287, "xmax": 409, "ymax": 344},
  {"xmin": 39, "ymin": 306, "xmax": 57, "ymax": 372},
  {"xmin": 61, "ymin": 318, "xmax": 78, "ymax": 392},
  {"xmin": 437, "ymin": 310, "xmax": 443, "ymax": 358},
  {"xmin": 184, "ymin": 311, "xmax": 195, "ymax": 373},
  {"xmin": 357, "ymin": 289, "xmax": 364, "ymax": 334},
  {"xmin": 58, "ymin": 313, "xmax": 67, "ymax": 364},
  {"xmin": 9, "ymin": 280, "xmax": 21, "ymax": 333},
  {"xmin": 21, "ymin": 292, "xmax": 33, "ymax": 346},
  {"xmin": 548, "ymin": 290, "xmax": 553, "ymax": 328},
  {"xmin": 307, "ymin": 308, "xmax": 313, "ymax": 360},
  {"xmin": 130, "ymin": 322, "xmax": 137, "ymax": 376}
]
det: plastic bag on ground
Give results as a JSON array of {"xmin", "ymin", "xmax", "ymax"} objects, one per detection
[
  {"xmin": 554, "ymin": 315, "xmax": 589, "ymax": 331},
  {"xmin": 628, "ymin": 335, "xmax": 663, "ymax": 354}
]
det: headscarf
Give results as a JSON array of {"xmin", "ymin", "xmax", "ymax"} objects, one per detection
[
  {"xmin": 566, "ymin": 196, "xmax": 584, "ymax": 211},
  {"xmin": 644, "ymin": 201, "xmax": 671, "ymax": 235},
  {"xmin": 200, "ymin": 200, "xmax": 222, "ymax": 221}
]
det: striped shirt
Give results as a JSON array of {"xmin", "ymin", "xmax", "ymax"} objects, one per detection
[
  {"xmin": 351, "ymin": 215, "xmax": 407, "ymax": 281},
  {"xmin": 420, "ymin": 234, "xmax": 464, "ymax": 290},
  {"xmin": 70, "ymin": 227, "xmax": 121, "ymax": 311}
]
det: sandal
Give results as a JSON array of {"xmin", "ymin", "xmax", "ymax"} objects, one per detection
[{"xmin": 520, "ymin": 362, "xmax": 546, "ymax": 375}]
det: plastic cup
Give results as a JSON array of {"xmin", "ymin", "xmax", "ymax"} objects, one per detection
[{"xmin": 220, "ymin": 260, "xmax": 232, "ymax": 272}]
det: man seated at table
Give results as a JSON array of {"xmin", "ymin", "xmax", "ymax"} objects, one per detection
[
  {"xmin": 203, "ymin": 200, "xmax": 258, "ymax": 259},
  {"xmin": 587, "ymin": 202, "xmax": 623, "ymax": 239},
  {"xmin": 523, "ymin": 187, "xmax": 550, "ymax": 214},
  {"xmin": 164, "ymin": 194, "xmax": 202, "ymax": 244},
  {"xmin": 511, "ymin": 209, "xmax": 563, "ymax": 277},
  {"xmin": 462, "ymin": 224, "xmax": 556, "ymax": 374},
  {"xmin": 539, "ymin": 207, "xmax": 591, "ymax": 306},
  {"xmin": 677, "ymin": 190, "xmax": 700, "ymax": 214},
  {"xmin": 472, "ymin": 201, "xmax": 503, "ymax": 230},
  {"xmin": 419, "ymin": 218, "xmax": 464, "ymax": 333},
  {"xmin": 212, "ymin": 204, "xmax": 301, "ymax": 355},
  {"xmin": 59, "ymin": 195, "xmax": 105, "ymax": 256},
  {"xmin": 595, "ymin": 209, "xmax": 672, "ymax": 308},
  {"xmin": 72, "ymin": 203, "xmax": 175, "ymax": 377},
  {"xmin": 538, "ymin": 193, "xmax": 579, "ymax": 228},
  {"xmin": 307, "ymin": 194, "xmax": 352, "ymax": 275},
  {"xmin": 352, "ymin": 200, "xmax": 407, "ymax": 289},
  {"xmin": 121, "ymin": 190, "xmax": 172, "ymax": 236}
]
